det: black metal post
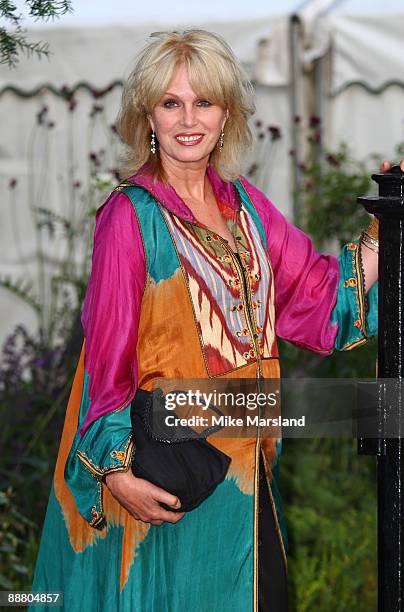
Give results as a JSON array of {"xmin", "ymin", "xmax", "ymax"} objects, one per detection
[{"xmin": 358, "ymin": 165, "xmax": 404, "ymax": 611}]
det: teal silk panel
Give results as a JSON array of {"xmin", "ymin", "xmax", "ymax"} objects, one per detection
[{"xmin": 331, "ymin": 239, "xmax": 378, "ymax": 351}]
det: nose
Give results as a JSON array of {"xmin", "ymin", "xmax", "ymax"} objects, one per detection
[{"xmin": 180, "ymin": 103, "xmax": 198, "ymax": 128}]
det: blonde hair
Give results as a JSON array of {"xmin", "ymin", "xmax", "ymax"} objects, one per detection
[{"xmin": 116, "ymin": 29, "xmax": 256, "ymax": 183}]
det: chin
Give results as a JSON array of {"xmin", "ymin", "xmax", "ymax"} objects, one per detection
[{"xmin": 172, "ymin": 149, "xmax": 214, "ymax": 164}]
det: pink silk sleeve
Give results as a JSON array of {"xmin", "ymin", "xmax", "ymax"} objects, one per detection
[
  {"xmin": 79, "ymin": 191, "xmax": 146, "ymax": 436},
  {"xmin": 240, "ymin": 177, "xmax": 340, "ymax": 355}
]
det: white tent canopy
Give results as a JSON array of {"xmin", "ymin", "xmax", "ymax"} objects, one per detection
[{"xmin": 0, "ymin": 17, "xmax": 280, "ymax": 90}]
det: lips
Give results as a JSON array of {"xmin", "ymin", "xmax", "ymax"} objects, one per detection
[{"xmin": 175, "ymin": 133, "xmax": 205, "ymax": 145}]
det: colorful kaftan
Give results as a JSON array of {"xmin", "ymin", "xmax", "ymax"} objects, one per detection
[{"xmin": 30, "ymin": 164, "xmax": 378, "ymax": 611}]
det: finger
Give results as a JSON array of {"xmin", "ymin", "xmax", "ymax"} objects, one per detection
[
  {"xmin": 152, "ymin": 487, "xmax": 182, "ymax": 510},
  {"xmin": 380, "ymin": 159, "xmax": 391, "ymax": 172},
  {"xmin": 400, "ymin": 159, "xmax": 404, "ymax": 172},
  {"xmin": 135, "ymin": 512, "xmax": 163, "ymax": 526},
  {"xmin": 153, "ymin": 508, "xmax": 186, "ymax": 524}
]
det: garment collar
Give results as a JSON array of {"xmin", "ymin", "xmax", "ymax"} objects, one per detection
[{"xmin": 127, "ymin": 163, "xmax": 240, "ymax": 222}]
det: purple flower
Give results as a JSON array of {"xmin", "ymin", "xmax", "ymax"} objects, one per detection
[
  {"xmin": 246, "ymin": 163, "xmax": 258, "ymax": 177},
  {"xmin": 109, "ymin": 168, "xmax": 120, "ymax": 181},
  {"xmin": 90, "ymin": 104, "xmax": 104, "ymax": 117},
  {"xmin": 309, "ymin": 115, "xmax": 321, "ymax": 128},
  {"xmin": 268, "ymin": 125, "xmax": 282, "ymax": 141},
  {"xmin": 36, "ymin": 105, "xmax": 48, "ymax": 125},
  {"xmin": 326, "ymin": 153, "xmax": 341, "ymax": 167}
]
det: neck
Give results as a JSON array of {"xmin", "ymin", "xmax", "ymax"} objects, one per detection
[{"xmin": 161, "ymin": 153, "xmax": 210, "ymax": 201}]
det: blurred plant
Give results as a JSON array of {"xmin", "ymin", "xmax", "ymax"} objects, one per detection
[
  {"xmin": 246, "ymin": 118, "xmax": 282, "ymax": 190},
  {"xmin": 1, "ymin": 1, "xmax": 73, "ymax": 67},
  {"xmin": 0, "ymin": 93, "xmax": 121, "ymax": 588},
  {"xmin": 279, "ymin": 113, "xmax": 389, "ymax": 609},
  {"xmin": 282, "ymin": 438, "xmax": 377, "ymax": 611},
  {"xmin": 291, "ymin": 116, "xmax": 374, "ymax": 249},
  {"xmin": 0, "ymin": 488, "xmax": 36, "ymax": 590}
]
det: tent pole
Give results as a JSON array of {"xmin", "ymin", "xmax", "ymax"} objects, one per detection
[{"xmin": 289, "ymin": 14, "xmax": 303, "ymax": 224}]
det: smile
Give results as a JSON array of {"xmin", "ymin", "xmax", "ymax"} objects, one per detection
[{"xmin": 175, "ymin": 134, "xmax": 204, "ymax": 145}]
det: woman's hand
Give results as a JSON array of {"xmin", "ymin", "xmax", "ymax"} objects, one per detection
[
  {"xmin": 105, "ymin": 470, "xmax": 185, "ymax": 526},
  {"xmin": 380, "ymin": 159, "xmax": 404, "ymax": 172}
]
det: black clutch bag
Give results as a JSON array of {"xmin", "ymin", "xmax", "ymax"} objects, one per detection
[{"xmin": 130, "ymin": 387, "xmax": 231, "ymax": 512}]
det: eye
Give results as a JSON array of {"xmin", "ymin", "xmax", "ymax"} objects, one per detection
[
  {"xmin": 197, "ymin": 100, "xmax": 212, "ymax": 107},
  {"xmin": 163, "ymin": 99, "xmax": 178, "ymax": 108}
]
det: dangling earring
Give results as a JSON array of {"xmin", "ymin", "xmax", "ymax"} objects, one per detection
[
  {"xmin": 150, "ymin": 130, "xmax": 156, "ymax": 155},
  {"xmin": 219, "ymin": 128, "xmax": 224, "ymax": 152}
]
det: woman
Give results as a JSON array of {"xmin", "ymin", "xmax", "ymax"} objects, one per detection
[{"xmin": 31, "ymin": 29, "xmax": 381, "ymax": 611}]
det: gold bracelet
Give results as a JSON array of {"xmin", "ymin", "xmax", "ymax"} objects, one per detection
[
  {"xmin": 360, "ymin": 231, "xmax": 379, "ymax": 253},
  {"xmin": 365, "ymin": 217, "xmax": 379, "ymax": 240}
]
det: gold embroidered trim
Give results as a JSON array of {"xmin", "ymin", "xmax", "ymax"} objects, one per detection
[
  {"xmin": 341, "ymin": 240, "xmax": 368, "ymax": 351},
  {"xmin": 260, "ymin": 448, "xmax": 288, "ymax": 570},
  {"xmin": 354, "ymin": 243, "xmax": 367, "ymax": 337},
  {"xmin": 76, "ymin": 434, "xmax": 135, "ymax": 529},
  {"xmin": 112, "ymin": 181, "xmax": 135, "ymax": 192},
  {"xmin": 253, "ymin": 437, "xmax": 260, "ymax": 612}
]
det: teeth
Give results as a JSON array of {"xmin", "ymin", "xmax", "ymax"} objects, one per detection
[{"xmin": 176, "ymin": 135, "xmax": 202, "ymax": 142}]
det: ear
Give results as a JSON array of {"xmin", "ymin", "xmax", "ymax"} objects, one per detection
[
  {"xmin": 147, "ymin": 114, "xmax": 154, "ymax": 132},
  {"xmin": 222, "ymin": 109, "xmax": 229, "ymax": 129}
]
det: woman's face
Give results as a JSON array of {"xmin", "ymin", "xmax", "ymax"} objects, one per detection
[{"xmin": 148, "ymin": 62, "xmax": 228, "ymax": 168}]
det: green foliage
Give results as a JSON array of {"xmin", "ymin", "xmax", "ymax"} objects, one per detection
[
  {"xmin": 278, "ymin": 122, "xmax": 383, "ymax": 609},
  {"xmin": 0, "ymin": 0, "xmax": 73, "ymax": 67},
  {"xmin": 0, "ymin": 488, "xmax": 37, "ymax": 590},
  {"xmin": 296, "ymin": 141, "xmax": 372, "ymax": 250},
  {"xmin": 282, "ymin": 436, "xmax": 377, "ymax": 610},
  {"xmin": 279, "ymin": 336, "xmax": 378, "ymax": 609}
]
